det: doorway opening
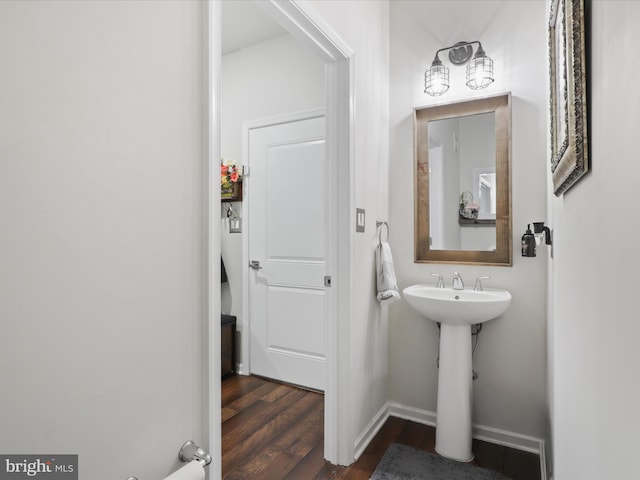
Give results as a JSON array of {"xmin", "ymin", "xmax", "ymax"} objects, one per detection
[{"xmin": 212, "ymin": 0, "xmax": 354, "ymax": 470}]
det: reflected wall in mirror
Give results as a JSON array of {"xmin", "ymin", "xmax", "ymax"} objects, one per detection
[{"xmin": 414, "ymin": 93, "xmax": 512, "ymax": 266}]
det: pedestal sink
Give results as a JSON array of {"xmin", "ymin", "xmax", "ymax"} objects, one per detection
[{"xmin": 403, "ymin": 284, "xmax": 512, "ymax": 462}]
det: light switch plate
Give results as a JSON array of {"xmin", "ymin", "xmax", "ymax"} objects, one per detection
[
  {"xmin": 229, "ymin": 217, "xmax": 242, "ymax": 233},
  {"xmin": 356, "ymin": 208, "xmax": 365, "ymax": 233}
]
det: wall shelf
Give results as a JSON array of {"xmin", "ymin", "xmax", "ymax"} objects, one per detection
[{"xmin": 458, "ymin": 218, "xmax": 496, "ymax": 226}]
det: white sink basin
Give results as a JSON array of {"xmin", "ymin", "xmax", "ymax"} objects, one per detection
[
  {"xmin": 402, "ymin": 282, "xmax": 512, "ymax": 462},
  {"xmin": 403, "ymin": 284, "xmax": 511, "ymax": 326}
]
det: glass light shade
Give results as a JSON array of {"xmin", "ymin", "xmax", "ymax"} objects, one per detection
[
  {"xmin": 466, "ymin": 53, "xmax": 494, "ymax": 90},
  {"xmin": 534, "ymin": 233, "xmax": 544, "ymax": 246},
  {"xmin": 424, "ymin": 57, "xmax": 450, "ymax": 96}
]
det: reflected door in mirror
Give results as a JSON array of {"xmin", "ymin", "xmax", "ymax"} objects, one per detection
[{"xmin": 427, "ymin": 111, "xmax": 496, "ymax": 251}]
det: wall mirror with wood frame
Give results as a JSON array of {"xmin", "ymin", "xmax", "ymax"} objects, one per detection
[{"xmin": 414, "ymin": 93, "xmax": 512, "ymax": 266}]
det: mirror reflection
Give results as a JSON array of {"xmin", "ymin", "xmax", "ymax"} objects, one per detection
[
  {"xmin": 428, "ymin": 111, "xmax": 496, "ymax": 251},
  {"xmin": 415, "ymin": 93, "xmax": 512, "ymax": 266}
]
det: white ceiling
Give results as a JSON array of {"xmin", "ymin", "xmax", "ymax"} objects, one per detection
[
  {"xmin": 221, "ymin": 1, "xmax": 287, "ymax": 55},
  {"xmin": 220, "ymin": 1, "xmax": 506, "ymax": 56}
]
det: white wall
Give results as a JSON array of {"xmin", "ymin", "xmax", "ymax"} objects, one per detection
[
  {"xmin": 550, "ymin": 2, "xmax": 640, "ymax": 478},
  {"xmin": 220, "ymin": 33, "xmax": 325, "ymax": 366},
  {"xmin": 296, "ymin": 0, "xmax": 391, "ymax": 454},
  {"xmin": 0, "ymin": 2, "xmax": 206, "ymax": 478},
  {"xmin": 389, "ymin": 0, "xmax": 548, "ymax": 443}
]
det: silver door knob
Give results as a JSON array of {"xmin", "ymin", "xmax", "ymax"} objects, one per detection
[{"xmin": 249, "ymin": 260, "xmax": 262, "ymax": 270}]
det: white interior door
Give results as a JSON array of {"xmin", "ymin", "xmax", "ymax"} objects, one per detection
[{"xmin": 248, "ymin": 113, "xmax": 326, "ymax": 391}]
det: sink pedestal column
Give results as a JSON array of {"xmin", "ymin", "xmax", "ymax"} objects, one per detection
[{"xmin": 435, "ymin": 323, "xmax": 473, "ymax": 462}]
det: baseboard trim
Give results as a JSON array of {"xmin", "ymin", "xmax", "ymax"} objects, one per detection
[
  {"xmin": 388, "ymin": 402, "xmax": 437, "ymax": 427},
  {"xmin": 236, "ymin": 363, "xmax": 248, "ymax": 376},
  {"xmin": 389, "ymin": 401, "xmax": 543, "ymax": 454},
  {"xmin": 472, "ymin": 423, "xmax": 542, "ymax": 455},
  {"xmin": 354, "ymin": 402, "xmax": 390, "ymax": 460},
  {"xmin": 538, "ymin": 438, "xmax": 548, "ymax": 480},
  {"xmin": 355, "ymin": 402, "xmax": 547, "ymax": 479}
]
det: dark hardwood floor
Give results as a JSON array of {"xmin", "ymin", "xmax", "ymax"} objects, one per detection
[{"xmin": 222, "ymin": 375, "xmax": 541, "ymax": 480}]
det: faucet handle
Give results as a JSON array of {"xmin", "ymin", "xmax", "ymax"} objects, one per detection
[
  {"xmin": 474, "ymin": 275, "xmax": 491, "ymax": 291},
  {"xmin": 431, "ymin": 273, "xmax": 444, "ymax": 288},
  {"xmin": 452, "ymin": 272, "xmax": 464, "ymax": 290}
]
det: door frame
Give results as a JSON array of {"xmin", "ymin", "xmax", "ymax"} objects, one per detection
[
  {"xmin": 240, "ymin": 108, "xmax": 326, "ymax": 383},
  {"xmin": 428, "ymin": 143, "xmax": 444, "ymax": 249},
  {"xmin": 207, "ymin": 0, "xmax": 355, "ymax": 471}
]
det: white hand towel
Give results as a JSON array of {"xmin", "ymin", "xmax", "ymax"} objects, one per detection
[{"xmin": 376, "ymin": 242, "xmax": 400, "ymax": 303}]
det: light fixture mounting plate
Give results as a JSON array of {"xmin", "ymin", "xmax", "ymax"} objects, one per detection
[{"xmin": 448, "ymin": 41, "xmax": 473, "ymax": 65}]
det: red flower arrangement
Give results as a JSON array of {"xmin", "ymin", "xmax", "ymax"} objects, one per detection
[{"xmin": 221, "ymin": 159, "xmax": 242, "ymax": 189}]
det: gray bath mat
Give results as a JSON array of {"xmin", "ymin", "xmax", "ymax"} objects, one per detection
[{"xmin": 370, "ymin": 443, "xmax": 511, "ymax": 480}]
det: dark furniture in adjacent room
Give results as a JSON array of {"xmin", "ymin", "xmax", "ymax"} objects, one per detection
[{"xmin": 221, "ymin": 314, "xmax": 236, "ymax": 378}]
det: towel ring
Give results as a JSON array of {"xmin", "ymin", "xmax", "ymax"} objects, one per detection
[{"xmin": 376, "ymin": 220, "xmax": 389, "ymax": 244}]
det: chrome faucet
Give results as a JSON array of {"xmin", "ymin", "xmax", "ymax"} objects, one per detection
[
  {"xmin": 431, "ymin": 273, "xmax": 444, "ymax": 288},
  {"xmin": 452, "ymin": 272, "xmax": 464, "ymax": 290},
  {"xmin": 474, "ymin": 275, "xmax": 491, "ymax": 291}
]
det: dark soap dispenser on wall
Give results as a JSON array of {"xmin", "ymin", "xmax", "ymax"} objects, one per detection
[{"xmin": 521, "ymin": 224, "xmax": 536, "ymax": 257}]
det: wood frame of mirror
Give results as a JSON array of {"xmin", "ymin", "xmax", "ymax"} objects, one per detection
[{"xmin": 414, "ymin": 93, "xmax": 512, "ymax": 266}]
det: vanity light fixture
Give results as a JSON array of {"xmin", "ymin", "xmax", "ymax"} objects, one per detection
[
  {"xmin": 522, "ymin": 222, "xmax": 553, "ymax": 258},
  {"xmin": 424, "ymin": 41, "xmax": 494, "ymax": 96},
  {"xmin": 532, "ymin": 221, "xmax": 552, "ymax": 246}
]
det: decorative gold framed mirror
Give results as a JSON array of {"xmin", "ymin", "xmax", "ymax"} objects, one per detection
[{"xmin": 414, "ymin": 93, "xmax": 512, "ymax": 266}]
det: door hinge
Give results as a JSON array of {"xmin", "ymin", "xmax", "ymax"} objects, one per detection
[{"xmin": 324, "ymin": 275, "xmax": 332, "ymax": 287}]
